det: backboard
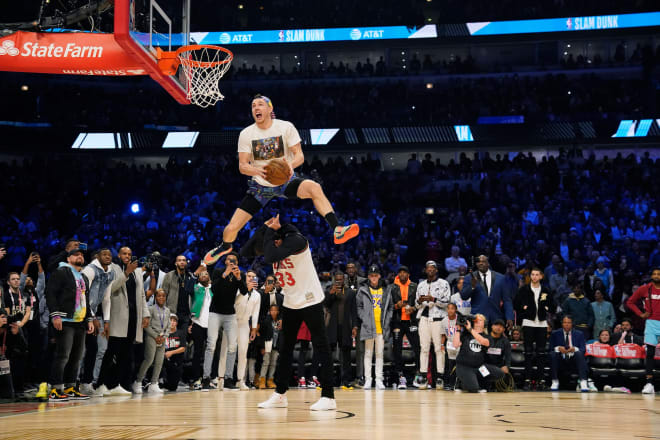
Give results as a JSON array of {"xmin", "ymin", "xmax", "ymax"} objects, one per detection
[{"xmin": 114, "ymin": 0, "xmax": 191, "ymax": 104}]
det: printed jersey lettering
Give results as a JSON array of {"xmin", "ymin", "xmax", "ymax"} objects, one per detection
[
  {"xmin": 252, "ymin": 136, "xmax": 284, "ymax": 161},
  {"xmin": 469, "ymin": 339, "xmax": 482, "ymax": 352}
]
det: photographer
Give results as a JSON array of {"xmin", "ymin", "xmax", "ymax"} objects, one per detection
[
  {"xmin": 452, "ymin": 314, "xmax": 504, "ymax": 392},
  {"xmin": 259, "ymin": 274, "xmax": 283, "ymax": 323},
  {"xmin": 201, "ymin": 252, "xmax": 248, "ymax": 391},
  {"xmin": 0, "ymin": 310, "xmax": 29, "ymax": 399}
]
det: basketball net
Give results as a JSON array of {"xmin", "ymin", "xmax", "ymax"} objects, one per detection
[{"xmin": 177, "ymin": 45, "xmax": 233, "ymax": 108}]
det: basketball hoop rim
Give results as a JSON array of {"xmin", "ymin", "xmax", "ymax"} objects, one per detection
[{"xmin": 175, "ymin": 44, "xmax": 233, "ymax": 68}]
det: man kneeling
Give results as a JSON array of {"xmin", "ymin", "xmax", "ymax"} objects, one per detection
[{"xmin": 453, "ymin": 314, "xmax": 504, "ymax": 392}]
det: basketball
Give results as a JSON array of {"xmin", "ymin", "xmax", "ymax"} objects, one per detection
[{"xmin": 264, "ymin": 158, "xmax": 290, "ymax": 186}]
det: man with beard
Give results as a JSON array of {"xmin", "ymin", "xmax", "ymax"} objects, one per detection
[
  {"xmin": 461, "ymin": 255, "xmax": 514, "ymax": 329},
  {"xmin": 344, "ymin": 261, "xmax": 366, "ymax": 386},
  {"xmin": 390, "ymin": 266, "xmax": 419, "ymax": 389}
]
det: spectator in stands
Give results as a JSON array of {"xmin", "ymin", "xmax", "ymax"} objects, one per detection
[
  {"xmin": 461, "ymin": 255, "xmax": 514, "ymax": 328},
  {"xmin": 514, "ymin": 267, "xmax": 553, "ymax": 390},
  {"xmin": 594, "ymin": 257, "xmax": 615, "ymax": 299},
  {"xmin": 324, "ymin": 272, "xmax": 358, "ymax": 389},
  {"xmin": 0, "ymin": 310, "xmax": 28, "ymax": 399},
  {"xmin": 591, "ymin": 290, "xmax": 616, "ymax": 337},
  {"xmin": 610, "ymin": 318, "xmax": 643, "ymax": 345},
  {"xmin": 162, "ymin": 314, "xmax": 186, "ymax": 392},
  {"xmin": 357, "ymin": 265, "xmax": 392, "ymax": 390},
  {"xmin": 80, "ymin": 249, "xmax": 114, "ymax": 395},
  {"xmin": 390, "ymin": 266, "xmax": 419, "ymax": 389},
  {"xmin": 45, "ymin": 247, "xmax": 94, "ymax": 401},
  {"xmin": 549, "ymin": 316, "xmax": 588, "ymax": 392},
  {"xmin": 445, "ymin": 246, "xmax": 467, "ymax": 274},
  {"xmin": 562, "ymin": 283, "xmax": 594, "ymax": 340},
  {"xmin": 96, "ymin": 247, "xmax": 149, "ymax": 397},
  {"xmin": 626, "ymin": 267, "xmax": 660, "ymax": 394}
]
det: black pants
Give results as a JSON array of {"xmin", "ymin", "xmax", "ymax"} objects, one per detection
[
  {"xmin": 276, "ymin": 303, "xmax": 334, "ymax": 398},
  {"xmin": 190, "ymin": 323, "xmax": 207, "ymax": 381},
  {"xmin": 81, "ymin": 332, "xmax": 98, "ymax": 384},
  {"xmin": 98, "ymin": 336, "xmax": 135, "ymax": 390},
  {"xmin": 646, "ymin": 344, "xmax": 656, "ymax": 378},
  {"xmin": 392, "ymin": 320, "xmax": 420, "ymax": 375},
  {"xmin": 50, "ymin": 322, "xmax": 86, "ymax": 389},
  {"xmin": 456, "ymin": 363, "xmax": 504, "ymax": 392},
  {"xmin": 444, "ymin": 356, "xmax": 457, "ymax": 387},
  {"xmin": 163, "ymin": 356, "xmax": 184, "ymax": 391},
  {"xmin": 330, "ymin": 326, "xmax": 353, "ymax": 385},
  {"xmin": 522, "ymin": 326, "xmax": 547, "ymax": 381}
]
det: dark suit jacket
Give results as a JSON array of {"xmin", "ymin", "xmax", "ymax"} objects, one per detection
[
  {"xmin": 461, "ymin": 270, "xmax": 514, "ymax": 322},
  {"xmin": 324, "ymin": 284, "xmax": 358, "ymax": 346},
  {"xmin": 549, "ymin": 328, "xmax": 586, "ymax": 353}
]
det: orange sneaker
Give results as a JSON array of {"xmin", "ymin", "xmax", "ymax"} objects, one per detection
[
  {"xmin": 203, "ymin": 243, "xmax": 233, "ymax": 266},
  {"xmin": 334, "ymin": 224, "xmax": 359, "ymax": 244}
]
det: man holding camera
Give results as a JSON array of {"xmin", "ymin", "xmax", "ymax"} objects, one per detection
[
  {"xmin": 325, "ymin": 271, "xmax": 358, "ymax": 389},
  {"xmin": 96, "ymin": 246, "xmax": 150, "ymax": 396},
  {"xmin": 452, "ymin": 314, "xmax": 504, "ymax": 392},
  {"xmin": 201, "ymin": 252, "xmax": 248, "ymax": 391},
  {"xmin": 45, "ymin": 247, "xmax": 94, "ymax": 401}
]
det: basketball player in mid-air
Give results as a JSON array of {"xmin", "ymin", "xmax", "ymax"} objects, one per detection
[
  {"xmin": 203, "ymin": 95, "xmax": 359, "ymax": 265},
  {"xmin": 240, "ymin": 215, "xmax": 336, "ymax": 411}
]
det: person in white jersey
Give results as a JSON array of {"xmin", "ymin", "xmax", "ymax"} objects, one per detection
[
  {"xmin": 513, "ymin": 267, "xmax": 554, "ymax": 391},
  {"xmin": 218, "ymin": 269, "xmax": 260, "ymax": 390},
  {"xmin": 241, "ymin": 215, "xmax": 336, "ymax": 411},
  {"xmin": 203, "ymin": 95, "xmax": 358, "ymax": 266}
]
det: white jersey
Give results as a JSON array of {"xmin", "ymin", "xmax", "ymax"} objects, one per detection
[
  {"xmin": 415, "ymin": 277, "xmax": 451, "ymax": 320},
  {"xmin": 237, "ymin": 119, "xmax": 302, "ymax": 187},
  {"xmin": 272, "ymin": 246, "xmax": 324, "ymax": 309},
  {"xmin": 235, "ymin": 288, "xmax": 261, "ymax": 326}
]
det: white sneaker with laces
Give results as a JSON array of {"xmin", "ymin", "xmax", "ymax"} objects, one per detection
[
  {"xmin": 642, "ymin": 383, "xmax": 655, "ymax": 394},
  {"xmin": 148, "ymin": 384, "xmax": 164, "ymax": 394},
  {"xmin": 80, "ymin": 383, "xmax": 95, "ymax": 396},
  {"xmin": 550, "ymin": 380, "xmax": 559, "ymax": 391},
  {"xmin": 238, "ymin": 381, "xmax": 250, "ymax": 391},
  {"xmin": 258, "ymin": 392, "xmax": 288, "ymax": 408},
  {"xmin": 363, "ymin": 378, "xmax": 373, "ymax": 390},
  {"xmin": 132, "ymin": 381, "xmax": 143, "ymax": 394},
  {"xmin": 397, "ymin": 376, "xmax": 407, "ymax": 390},
  {"xmin": 310, "ymin": 397, "xmax": 337, "ymax": 411},
  {"xmin": 94, "ymin": 384, "xmax": 110, "ymax": 397},
  {"xmin": 478, "ymin": 389, "xmax": 488, "ymax": 393},
  {"xmin": 580, "ymin": 380, "xmax": 589, "ymax": 393},
  {"xmin": 588, "ymin": 380, "xmax": 598, "ymax": 392},
  {"xmin": 109, "ymin": 385, "xmax": 132, "ymax": 396},
  {"xmin": 375, "ymin": 380, "xmax": 386, "ymax": 390}
]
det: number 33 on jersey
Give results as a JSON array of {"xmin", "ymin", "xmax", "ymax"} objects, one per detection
[{"xmin": 272, "ymin": 247, "xmax": 325, "ymax": 309}]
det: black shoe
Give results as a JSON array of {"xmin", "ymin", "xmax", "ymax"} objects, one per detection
[
  {"xmin": 224, "ymin": 379, "xmax": 238, "ymax": 390},
  {"xmin": 523, "ymin": 380, "xmax": 532, "ymax": 391},
  {"xmin": 536, "ymin": 380, "xmax": 547, "ymax": 391},
  {"xmin": 201, "ymin": 377, "xmax": 211, "ymax": 392}
]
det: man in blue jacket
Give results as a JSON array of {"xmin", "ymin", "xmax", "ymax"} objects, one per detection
[
  {"xmin": 461, "ymin": 255, "xmax": 513, "ymax": 329},
  {"xmin": 548, "ymin": 315, "xmax": 588, "ymax": 392}
]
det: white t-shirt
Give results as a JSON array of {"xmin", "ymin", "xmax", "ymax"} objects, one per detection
[
  {"xmin": 522, "ymin": 284, "xmax": 547, "ymax": 328},
  {"xmin": 272, "ymin": 246, "xmax": 324, "ymax": 309},
  {"xmin": 237, "ymin": 119, "xmax": 302, "ymax": 187}
]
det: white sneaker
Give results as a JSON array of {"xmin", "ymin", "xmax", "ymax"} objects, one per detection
[
  {"xmin": 310, "ymin": 397, "xmax": 337, "ymax": 411},
  {"xmin": 642, "ymin": 383, "xmax": 655, "ymax": 394},
  {"xmin": 94, "ymin": 384, "xmax": 110, "ymax": 397},
  {"xmin": 238, "ymin": 381, "xmax": 250, "ymax": 391},
  {"xmin": 258, "ymin": 392, "xmax": 288, "ymax": 408},
  {"xmin": 478, "ymin": 389, "xmax": 488, "ymax": 393},
  {"xmin": 363, "ymin": 378, "xmax": 373, "ymax": 390},
  {"xmin": 132, "ymin": 381, "xmax": 143, "ymax": 394},
  {"xmin": 216, "ymin": 378, "xmax": 224, "ymax": 391},
  {"xmin": 80, "ymin": 383, "xmax": 95, "ymax": 395},
  {"xmin": 148, "ymin": 384, "xmax": 164, "ymax": 394},
  {"xmin": 579, "ymin": 380, "xmax": 589, "ymax": 393},
  {"xmin": 108, "ymin": 385, "xmax": 132, "ymax": 396},
  {"xmin": 588, "ymin": 380, "xmax": 598, "ymax": 392},
  {"xmin": 550, "ymin": 380, "xmax": 559, "ymax": 391},
  {"xmin": 375, "ymin": 380, "xmax": 386, "ymax": 390}
]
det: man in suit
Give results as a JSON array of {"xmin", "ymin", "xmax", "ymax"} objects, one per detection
[
  {"xmin": 461, "ymin": 255, "xmax": 514, "ymax": 328},
  {"xmin": 344, "ymin": 261, "xmax": 366, "ymax": 386},
  {"xmin": 324, "ymin": 271, "xmax": 358, "ymax": 389},
  {"xmin": 549, "ymin": 315, "xmax": 588, "ymax": 392}
]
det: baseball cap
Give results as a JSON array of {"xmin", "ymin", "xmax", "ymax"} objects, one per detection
[
  {"xmin": 492, "ymin": 319, "xmax": 506, "ymax": 327},
  {"xmin": 170, "ymin": 313, "xmax": 179, "ymax": 321},
  {"xmin": 368, "ymin": 265, "xmax": 381, "ymax": 275},
  {"xmin": 67, "ymin": 248, "xmax": 84, "ymax": 256},
  {"xmin": 425, "ymin": 260, "xmax": 437, "ymax": 268},
  {"xmin": 397, "ymin": 265, "xmax": 410, "ymax": 273}
]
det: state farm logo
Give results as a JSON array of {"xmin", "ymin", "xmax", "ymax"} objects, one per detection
[
  {"xmin": 0, "ymin": 40, "xmax": 103, "ymax": 58},
  {"xmin": 0, "ymin": 40, "xmax": 19, "ymax": 56}
]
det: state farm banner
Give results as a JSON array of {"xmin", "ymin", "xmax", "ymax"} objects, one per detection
[{"xmin": 0, "ymin": 31, "xmax": 148, "ymax": 76}]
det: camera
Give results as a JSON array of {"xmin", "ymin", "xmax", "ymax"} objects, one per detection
[
  {"xmin": 138, "ymin": 252, "xmax": 161, "ymax": 273},
  {"xmin": 456, "ymin": 312, "xmax": 476, "ymax": 327}
]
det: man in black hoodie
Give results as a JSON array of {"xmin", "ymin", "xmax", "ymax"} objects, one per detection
[{"xmin": 242, "ymin": 215, "xmax": 336, "ymax": 411}]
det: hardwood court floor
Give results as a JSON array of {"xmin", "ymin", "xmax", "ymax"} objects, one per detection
[{"xmin": 1, "ymin": 388, "xmax": 658, "ymax": 440}]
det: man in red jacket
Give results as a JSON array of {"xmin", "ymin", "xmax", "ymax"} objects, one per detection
[{"xmin": 626, "ymin": 267, "xmax": 660, "ymax": 394}]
